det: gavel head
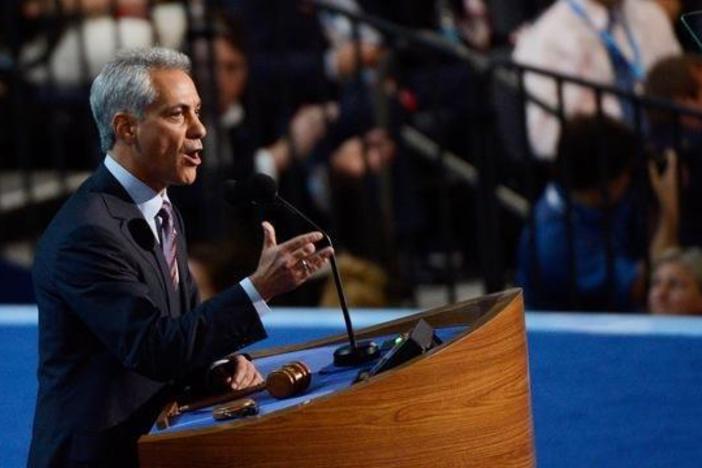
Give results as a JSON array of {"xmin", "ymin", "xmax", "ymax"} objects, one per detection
[{"xmin": 266, "ymin": 361, "xmax": 312, "ymax": 399}]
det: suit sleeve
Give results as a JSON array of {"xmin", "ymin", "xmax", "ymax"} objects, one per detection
[{"xmin": 53, "ymin": 224, "xmax": 267, "ymax": 382}]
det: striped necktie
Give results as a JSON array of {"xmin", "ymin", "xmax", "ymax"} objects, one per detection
[{"xmin": 157, "ymin": 200, "xmax": 180, "ymax": 289}]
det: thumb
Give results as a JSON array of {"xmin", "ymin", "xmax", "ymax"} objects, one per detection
[
  {"xmin": 262, "ymin": 221, "xmax": 277, "ymax": 249},
  {"xmin": 648, "ymin": 159, "xmax": 658, "ymax": 187},
  {"xmin": 665, "ymin": 149, "xmax": 678, "ymax": 173}
]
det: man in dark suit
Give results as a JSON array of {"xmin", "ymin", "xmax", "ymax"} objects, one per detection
[{"xmin": 28, "ymin": 47, "xmax": 333, "ymax": 467}]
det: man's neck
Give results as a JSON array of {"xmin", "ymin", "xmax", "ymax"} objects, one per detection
[{"xmin": 109, "ymin": 145, "xmax": 166, "ymax": 194}]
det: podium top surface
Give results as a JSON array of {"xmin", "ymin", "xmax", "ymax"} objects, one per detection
[{"xmin": 152, "ymin": 326, "xmax": 466, "ymax": 436}]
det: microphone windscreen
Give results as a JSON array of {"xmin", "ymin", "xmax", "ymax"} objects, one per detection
[
  {"xmin": 249, "ymin": 173, "xmax": 277, "ymax": 204},
  {"xmin": 222, "ymin": 174, "xmax": 278, "ymax": 206}
]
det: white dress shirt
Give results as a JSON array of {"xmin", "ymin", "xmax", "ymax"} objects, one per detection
[{"xmin": 512, "ymin": 0, "xmax": 681, "ymax": 158}]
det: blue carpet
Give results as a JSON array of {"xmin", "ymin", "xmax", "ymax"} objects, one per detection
[
  {"xmin": 529, "ymin": 333, "xmax": 702, "ymax": 468},
  {"xmin": 3, "ymin": 309, "xmax": 702, "ymax": 467},
  {"xmin": 0, "ymin": 326, "xmax": 38, "ymax": 465}
]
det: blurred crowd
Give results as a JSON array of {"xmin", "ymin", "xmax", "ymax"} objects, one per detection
[{"xmin": 3, "ymin": 0, "xmax": 702, "ymax": 315}]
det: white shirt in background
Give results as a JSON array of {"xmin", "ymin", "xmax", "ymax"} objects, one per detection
[{"xmin": 512, "ymin": 0, "xmax": 681, "ymax": 159}]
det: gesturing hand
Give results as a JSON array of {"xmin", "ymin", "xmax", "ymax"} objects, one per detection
[
  {"xmin": 249, "ymin": 221, "xmax": 334, "ymax": 301},
  {"xmin": 649, "ymin": 149, "xmax": 679, "ymax": 224}
]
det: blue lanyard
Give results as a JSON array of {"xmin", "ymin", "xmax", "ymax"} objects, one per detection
[{"xmin": 566, "ymin": 0, "xmax": 644, "ymax": 81}]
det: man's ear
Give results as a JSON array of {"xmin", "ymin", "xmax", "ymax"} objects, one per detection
[{"xmin": 113, "ymin": 113, "xmax": 137, "ymax": 144}]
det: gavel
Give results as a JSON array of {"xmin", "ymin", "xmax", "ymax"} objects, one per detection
[
  {"xmin": 207, "ymin": 359, "xmax": 312, "ymax": 399},
  {"xmin": 265, "ymin": 361, "xmax": 313, "ymax": 398},
  {"xmin": 157, "ymin": 360, "xmax": 312, "ymax": 429}
]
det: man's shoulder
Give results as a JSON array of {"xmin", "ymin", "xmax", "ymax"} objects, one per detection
[
  {"xmin": 51, "ymin": 180, "xmax": 111, "ymax": 227},
  {"xmin": 35, "ymin": 172, "xmax": 123, "ymax": 259}
]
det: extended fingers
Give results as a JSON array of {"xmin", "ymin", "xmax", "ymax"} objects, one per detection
[
  {"xmin": 279, "ymin": 231, "xmax": 324, "ymax": 254},
  {"xmin": 309, "ymin": 246, "xmax": 334, "ymax": 265},
  {"xmin": 648, "ymin": 159, "xmax": 659, "ymax": 186},
  {"xmin": 287, "ymin": 242, "xmax": 319, "ymax": 265},
  {"xmin": 261, "ymin": 221, "xmax": 277, "ymax": 249},
  {"xmin": 305, "ymin": 247, "xmax": 334, "ymax": 272},
  {"xmin": 296, "ymin": 247, "xmax": 334, "ymax": 275},
  {"xmin": 665, "ymin": 149, "xmax": 678, "ymax": 177}
]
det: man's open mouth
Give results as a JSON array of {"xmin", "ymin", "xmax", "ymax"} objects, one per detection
[{"xmin": 183, "ymin": 149, "xmax": 202, "ymax": 165}]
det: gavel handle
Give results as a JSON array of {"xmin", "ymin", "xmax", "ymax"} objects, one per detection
[
  {"xmin": 156, "ymin": 382, "xmax": 268, "ymax": 430},
  {"xmin": 178, "ymin": 382, "xmax": 267, "ymax": 414}
]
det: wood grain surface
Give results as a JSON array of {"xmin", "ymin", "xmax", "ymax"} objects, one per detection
[{"xmin": 139, "ymin": 289, "xmax": 535, "ymax": 467}]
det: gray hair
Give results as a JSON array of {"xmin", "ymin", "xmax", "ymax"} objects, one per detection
[
  {"xmin": 89, "ymin": 47, "xmax": 191, "ymax": 152},
  {"xmin": 653, "ymin": 247, "xmax": 702, "ymax": 290}
]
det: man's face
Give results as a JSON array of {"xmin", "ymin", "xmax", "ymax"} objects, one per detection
[{"xmin": 131, "ymin": 69, "xmax": 206, "ymax": 192}]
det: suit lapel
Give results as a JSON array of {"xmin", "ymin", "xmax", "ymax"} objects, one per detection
[{"xmin": 91, "ymin": 165, "xmax": 176, "ymax": 316}]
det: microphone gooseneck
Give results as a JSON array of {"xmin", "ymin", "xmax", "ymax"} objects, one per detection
[
  {"xmin": 274, "ymin": 196, "xmax": 359, "ymax": 353},
  {"xmin": 224, "ymin": 175, "xmax": 379, "ymax": 367}
]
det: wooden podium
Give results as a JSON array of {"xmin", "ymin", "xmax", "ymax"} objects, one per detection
[{"xmin": 139, "ymin": 289, "xmax": 535, "ymax": 467}]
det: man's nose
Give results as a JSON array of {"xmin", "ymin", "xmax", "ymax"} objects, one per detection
[{"xmin": 189, "ymin": 114, "xmax": 207, "ymax": 139}]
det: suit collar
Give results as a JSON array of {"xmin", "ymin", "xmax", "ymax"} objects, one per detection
[
  {"xmin": 90, "ymin": 164, "xmax": 181, "ymax": 316},
  {"xmin": 90, "ymin": 164, "xmax": 142, "ymax": 221},
  {"xmin": 104, "ymin": 155, "xmax": 166, "ymax": 238}
]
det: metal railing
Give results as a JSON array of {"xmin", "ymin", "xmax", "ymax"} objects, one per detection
[{"xmin": 1, "ymin": 0, "xmax": 698, "ymax": 309}]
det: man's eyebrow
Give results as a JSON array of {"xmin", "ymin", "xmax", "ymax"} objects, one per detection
[{"xmin": 163, "ymin": 102, "xmax": 201, "ymax": 112}]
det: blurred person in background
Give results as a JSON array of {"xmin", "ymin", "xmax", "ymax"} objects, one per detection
[
  {"xmin": 649, "ymin": 247, "xmax": 702, "ymax": 315},
  {"xmin": 19, "ymin": 0, "xmax": 186, "ymax": 87},
  {"xmin": 208, "ymin": 16, "xmax": 339, "ymax": 184},
  {"xmin": 516, "ymin": 115, "xmax": 678, "ymax": 311},
  {"xmin": 170, "ymin": 13, "xmax": 339, "ymax": 257},
  {"xmin": 512, "ymin": 0, "xmax": 681, "ymax": 158},
  {"xmin": 223, "ymin": 0, "xmax": 383, "ymax": 110},
  {"xmin": 208, "ymin": 5, "xmax": 408, "ymax": 265},
  {"xmin": 645, "ymin": 54, "xmax": 702, "ymax": 247},
  {"xmin": 7, "ymin": 0, "xmax": 187, "ymax": 170}
]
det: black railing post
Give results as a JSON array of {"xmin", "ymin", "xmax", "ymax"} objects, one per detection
[
  {"xmin": 516, "ymin": 64, "xmax": 542, "ymax": 301},
  {"xmin": 554, "ymin": 76, "xmax": 580, "ymax": 309},
  {"xmin": 474, "ymin": 63, "xmax": 503, "ymax": 293},
  {"xmin": 593, "ymin": 88, "xmax": 615, "ymax": 310}
]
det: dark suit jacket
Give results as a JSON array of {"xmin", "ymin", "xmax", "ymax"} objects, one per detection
[{"xmin": 28, "ymin": 164, "xmax": 267, "ymax": 467}]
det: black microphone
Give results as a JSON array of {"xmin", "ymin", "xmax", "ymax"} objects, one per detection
[
  {"xmin": 223, "ymin": 174, "xmax": 380, "ymax": 367},
  {"xmin": 222, "ymin": 174, "xmax": 277, "ymax": 206}
]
